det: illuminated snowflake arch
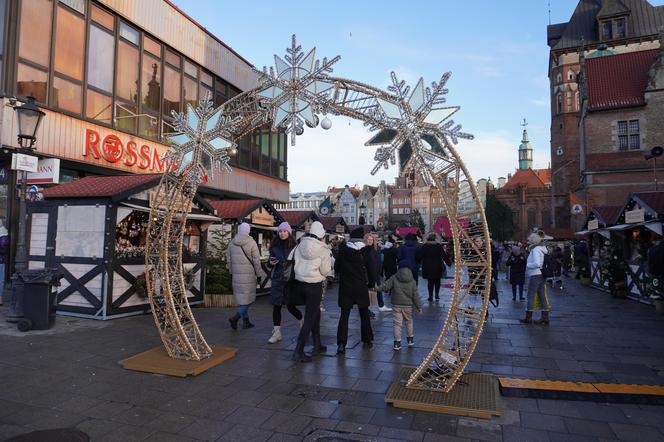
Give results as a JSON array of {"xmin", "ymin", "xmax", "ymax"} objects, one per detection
[{"xmin": 146, "ymin": 35, "xmax": 491, "ymax": 394}]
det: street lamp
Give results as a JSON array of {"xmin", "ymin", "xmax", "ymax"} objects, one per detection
[
  {"xmin": 359, "ymin": 202, "xmax": 366, "ymax": 225},
  {"xmin": 645, "ymin": 146, "xmax": 663, "ymax": 191},
  {"xmin": 7, "ymin": 97, "xmax": 45, "ymax": 322}
]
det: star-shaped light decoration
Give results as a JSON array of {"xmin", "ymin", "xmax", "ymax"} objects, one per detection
[
  {"xmin": 167, "ymin": 93, "xmax": 241, "ymax": 183},
  {"xmin": 256, "ymin": 35, "xmax": 340, "ymax": 145},
  {"xmin": 366, "ymin": 72, "xmax": 473, "ymax": 176}
]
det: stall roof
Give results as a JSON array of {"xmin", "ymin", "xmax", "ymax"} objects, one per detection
[
  {"xmin": 633, "ymin": 191, "xmax": 664, "ymax": 216},
  {"xmin": 208, "ymin": 198, "xmax": 284, "ymax": 223},
  {"xmin": 318, "ymin": 216, "xmax": 346, "ymax": 232},
  {"xmin": 591, "ymin": 205, "xmax": 622, "ymax": 226},
  {"xmin": 44, "ymin": 174, "xmax": 161, "ymax": 201},
  {"xmin": 280, "ymin": 210, "xmax": 318, "ymax": 228},
  {"xmin": 545, "ymin": 227, "xmax": 574, "ymax": 240}
]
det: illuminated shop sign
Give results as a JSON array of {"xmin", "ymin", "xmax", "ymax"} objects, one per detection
[{"xmin": 83, "ymin": 128, "xmax": 171, "ymax": 172}]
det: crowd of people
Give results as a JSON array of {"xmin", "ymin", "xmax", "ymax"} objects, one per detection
[
  {"xmin": 225, "ymin": 222, "xmax": 579, "ymax": 362},
  {"xmin": 224, "ymin": 222, "xmax": 456, "ymax": 362}
]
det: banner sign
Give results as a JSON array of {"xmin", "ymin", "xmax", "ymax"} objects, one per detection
[
  {"xmin": 588, "ymin": 219, "xmax": 599, "ymax": 230},
  {"xmin": 11, "ymin": 153, "xmax": 38, "ymax": 173},
  {"xmin": 17, "ymin": 158, "xmax": 60, "ymax": 185},
  {"xmin": 625, "ymin": 208, "xmax": 645, "ymax": 224}
]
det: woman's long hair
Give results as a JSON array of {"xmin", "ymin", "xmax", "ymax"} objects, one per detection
[{"xmin": 270, "ymin": 231, "xmax": 296, "ymax": 252}]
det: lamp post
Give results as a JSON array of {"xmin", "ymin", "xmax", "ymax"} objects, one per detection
[
  {"xmin": 645, "ymin": 146, "xmax": 663, "ymax": 191},
  {"xmin": 7, "ymin": 97, "xmax": 45, "ymax": 322},
  {"xmin": 359, "ymin": 202, "xmax": 366, "ymax": 225}
]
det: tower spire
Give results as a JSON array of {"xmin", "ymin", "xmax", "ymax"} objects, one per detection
[{"xmin": 518, "ymin": 119, "xmax": 533, "ymax": 170}]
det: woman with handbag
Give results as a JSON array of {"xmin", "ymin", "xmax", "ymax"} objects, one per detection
[
  {"xmin": 227, "ymin": 223, "xmax": 266, "ymax": 330},
  {"xmin": 266, "ymin": 222, "xmax": 303, "ymax": 344},
  {"xmin": 290, "ymin": 221, "xmax": 334, "ymax": 362}
]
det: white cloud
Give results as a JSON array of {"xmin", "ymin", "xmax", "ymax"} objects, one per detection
[{"xmin": 287, "ymin": 115, "xmax": 395, "ymax": 193}]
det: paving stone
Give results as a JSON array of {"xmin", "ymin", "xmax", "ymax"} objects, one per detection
[
  {"xmin": 178, "ymin": 417, "xmax": 235, "ymax": 441},
  {"xmin": 350, "ymin": 378, "xmax": 389, "ymax": 393},
  {"xmin": 216, "ymin": 424, "xmax": 274, "ymax": 441},
  {"xmin": 111, "ymin": 405, "xmax": 163, "ymax": 426},
  {"xmin": 379, "ymin": 426, "xmax": 424, "ymax": 441},
  {"xmin": 365, "ymin": 406, "xmax": 414, "ymax": 429},
  {"xmin": 410, "ymin": 411, "xmax": 457, "ymax": 435},
  {"xmin": 422, "ymin": 433, "xmax": 471, "ymax": 442},
  {"xmin": 609, "ymin": 423, "xmax": 664, "ymax": 442},
  {"xmin": 224, "ymin": 404, "xmax": 275, "ymax": 426},
  {"xmin": 145, "ymin": 411, "xmax": 197, "ymax": 433},
  {"xmin": 548, "ymin": 431, "xmax": 599, "ymax": 442},
  {"xmin": 330, "ymin": 404, "xmax": 376, "ymax": 424},
  {"xmin": 564, "ymin": 417, "xmax": 616, "ymax": 438},
  {"xmin": 300, "ymin": 417, "xmax": 340, "ymax": 436},
  {"xmin": 258, "ymin": 393, "xmax": 306, "ymax": 412},
  {"xmin": 96, "ymin": 424, "xmax": 156, "ymax": 442},
  {"xmin": 268, "ymin": 433, "xmax": 304, "ymax": 442},
  {"xmin": 335, "ymin": 420, "xmax": 381, "ymax": 435},
  {"xmin": 521, "ymin": 411, "xmax": 567, "ymax": 432},
  {"xmin": 260, "ymin": 411, "xmax": 312, "ymax": 435},
  {"xmin": 456, "ymin": 417, "xmax": 502, "ymax": 442},
  {"xmin": 294, "ymin": 399, "xmax": 339, "ymax": 418},
  {"xmin": 502, "ymin": 425, "xmax": 550, "ymax": 442}
]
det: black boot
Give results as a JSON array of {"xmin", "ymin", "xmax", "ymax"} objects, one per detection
[
  {"xmin": 312, "ymin": 331, "xmax": 327, "ymax": 354},
  {"xmin": 229, "ymin": 313, "xmax": 241, "ymax": 330},
  {"xmin": 336, "ymin": 343, "xmax": 346, "ymax": 355},
  {"xmin": 242, "ymin": 317, "xmax": 254, "ymax": 329}
]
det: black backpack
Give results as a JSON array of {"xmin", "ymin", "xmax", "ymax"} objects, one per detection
[{"xmin": 541, "ymin": 252, "xmax": 555, "ymax": 278}]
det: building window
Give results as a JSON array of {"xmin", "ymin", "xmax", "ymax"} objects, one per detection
[
  {"xmin": 556, "ymin": 93, "xmax": 563, "ymax": 114},
  {"xmin": 617, "ymin": 120, "xmax": 640, "ymax": 151},
  {"xmin": 615, "ymin": 18, "xmax": 626, "ymax": 39},
  {"xmin": 18, "ymin": 0, "xmax": 52, "ymax": 68},
  {"xmin": 601, "ymin": 21, "xmax": 612, "ymax": 40}
]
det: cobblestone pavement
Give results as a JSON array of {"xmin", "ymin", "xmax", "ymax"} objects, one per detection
[{"xmin": 1, "ymin": 275, "xmax": 664, "ymax": 441}]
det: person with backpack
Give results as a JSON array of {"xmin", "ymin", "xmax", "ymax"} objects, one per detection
[{"xmin": 521, "ymin": 230, "xmax": 552, "ymax": 325}]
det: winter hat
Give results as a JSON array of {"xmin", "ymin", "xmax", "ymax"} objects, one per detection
[
  {"xmin": 398, "ymin": 260, "xmax": 410, "ymax": 269},
  {"xmin": 350, "ymin": 227, "xmax": 365, "ymax": 239},
  {"xmin": 405, "ymin": 233, "xmax": 417, "ymax": 241},
  {"xmin": 309, "ymin": 221, "xmax": 325, "ymax": 239},
  {"xmin": 277, "ymin": 221, "xmax": 292, "ymax": 235},
  {"xmin": 238, "ymin": 222, "xmax": 251, "ymax": 235}
]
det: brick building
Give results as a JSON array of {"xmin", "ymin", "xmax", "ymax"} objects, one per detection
[
  {"xmin": 494, "ymin": 127, "xmax": 553, "ymax": 240},
  {"xmin": 388, "ymin": 177, "xmax": 411, "ymax": 226},
  {"xmin": 547, "ymin": 0, "xmax": 664, "ymax": 231}
]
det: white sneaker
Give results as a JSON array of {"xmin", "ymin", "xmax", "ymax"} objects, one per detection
[
  {"xmin": 379, "ymin": 306, "xmax": 392, "ymax": 312},
  {"xmin": 320, "ymin": 305, "xmax": 326, "ymax": 312},
  {"xmin": 299, "ymin": 319, "xmax": 304, "ymax": 328},
  {"xmin": 268, "ymin": 326, "xmax": 282, "ymax": 344}
]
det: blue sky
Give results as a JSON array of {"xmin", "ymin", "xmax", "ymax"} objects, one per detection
[{"xmin": 173, "ymin": 0, "xmax": 662, "ymax": 192}]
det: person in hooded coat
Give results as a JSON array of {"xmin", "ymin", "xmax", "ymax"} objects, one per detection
[
  {"xmin": 227, "ymin": 223, "xmax": 266, "ymax": 330},
  {"xmin": 335, "ymin": 227, "xmax": 374, "ymax": 354},
  {"xmin": 397, "ymin": 233, "xmax": 422, "ymax": 285},
  {"xmin": 363, "ymin": 233, "xmax": 391, "ymax": 313},
  {"xmin": 381, "ymin": 240, "xmax": 399, "ymax": 281},
  {"xmin": 290, "ymin": 221, "xmax": 334, "ymax": 362},
  {"xmin": 266, "ymin": 222, "xmax": 303, "ymax": 344},
  {"xmin": 506, "ymin": 245, "xmax": 526, "ymax": 301},
  {"xmin": 420, "ymin": 233, "xmax": 450, "ymax": 301}
]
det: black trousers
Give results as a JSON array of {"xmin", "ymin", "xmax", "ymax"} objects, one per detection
[
  {"xmin": 511, "ymin": 283, "xmax": 524, "ymax": 299},
  {"xmin": 337, "ymin": 306, "xmax": 373, "ymax": 345},
  {"xmin": 427, "ymin": 278, "xmax": 441, "ymax": 299},
  {"xmin": 294, "ymin": 281, "xmax": 322, "ymax": 354},
  {"xmin": 273, "ymin": 303, "xmax": 302, "ymax": 326}
]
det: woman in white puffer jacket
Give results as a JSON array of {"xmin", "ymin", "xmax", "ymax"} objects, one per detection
[{"xmin": 521, "ymin": 230, "xmax": 550, "ymax": 325}]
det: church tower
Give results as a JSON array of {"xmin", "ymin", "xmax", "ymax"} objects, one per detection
[{"xmin": 518, "ymin": 119, "xmax": 533, "ymax": 170}]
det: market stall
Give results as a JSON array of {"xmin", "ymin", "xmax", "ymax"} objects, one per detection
[
  {"xmin": 27, "ymin": 174, "xmax": 218, "ymax": 319},
  {"xmin": 318, "ymin": 216, "xmax": 348, "ymax": 237},
  {"xmin": 581, "ymin": 206, "xmax": 620, "ymax": 292},
  {"xmin": 280, "ymin": 210, "xmax": 319, "ymax": 240},
  {"xmin": 612, "ymin": 191, "xmax": 664, "ymax": 304},
  {"xmin": 208, "ymin": 199, "xmax": 284, "ymax": 294}
]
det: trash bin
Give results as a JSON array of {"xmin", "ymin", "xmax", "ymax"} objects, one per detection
[{"xmin": 16, "ymin": 269, "xmax": 63, "ymax": 332}]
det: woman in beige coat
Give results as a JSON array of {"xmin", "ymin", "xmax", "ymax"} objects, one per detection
[{"xmin": 227, "ymin": 223, "xmax": 266, "ymax": 329}]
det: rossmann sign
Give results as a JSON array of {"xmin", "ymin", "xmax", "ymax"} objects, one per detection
[{"xmin": 83, "ymin": 128, "xmax": 172, "ymax": 172}]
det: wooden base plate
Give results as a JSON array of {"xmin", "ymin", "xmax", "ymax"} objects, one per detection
[
  {"xmin": 119, "ymin": 346, "xmax": 237, "ymax": 377},
  {"xmin": 385, "ymin": 368, "xmax": 501, "ymax": 419}
]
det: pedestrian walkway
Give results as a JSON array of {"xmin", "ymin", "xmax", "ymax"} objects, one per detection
[{"xmin": 0, "ymin": 276, "xmax": 663, "ymax": 441}]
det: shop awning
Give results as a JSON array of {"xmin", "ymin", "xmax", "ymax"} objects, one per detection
[
  {"xmin": 598, "ymin": 229, "xmax": 610, "ymax": 239},
  {"xmin": 120, "ymin": 202, "xmax": 220, "ymax": 222},
  {"xmin": 607, "ymin": 224, "xmax": 633, "ymax": 231},
  {"xmin": 575, "ymin": 230, "xmax": 590, "ymax": 235},
  {"xmin": 645, "ymin": 221, "xmax": 663, "ymax": 236}
]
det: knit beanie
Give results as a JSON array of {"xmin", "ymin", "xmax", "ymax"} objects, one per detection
[
  {"xmin": 277, "ymin": 221, "xmax": 292, "ymax": 235},
  {"xmin": 238, "ymin": 222, "xmax": 251, "ymax": 235},
  {"xmin": 309, "ymin": 221, "xmax": 325, "ymax": 239},
  {"xmin": 350, "ymin": 227, "xmax": 365, "ymax": 239}
]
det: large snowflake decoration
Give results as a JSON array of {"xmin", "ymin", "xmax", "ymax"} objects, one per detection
[
  {"xmin": 256, "ymin": 35, "xmax": 340, "ymax": 145},
  {"xmin": 167, "ymin": 93, "xmax": 241, "ymax": 182},
  {"xmin": 366, "ymin": 72, "xmax": 473, "ymax": 175}
]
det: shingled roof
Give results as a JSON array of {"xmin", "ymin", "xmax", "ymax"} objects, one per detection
[
  {"xmin": 501, "ymin": 168, "xmax": 551, "ymax": 190},
  {"xmin": 549, "ymin": 0, "xmax": 664, "ymax": 52},
  {"xmin": 318, "ymin": 216, "xmax": 346, "ymax": 232},
  {"xmin": 591, "ymin": 205, "xmax": 622, "ymax": 225},
  {"xmin": 280, "ymin": 210, "xmax": 317, "ymax": 228},
  {"xmin": 44, "ymin": 174, "xmax": 161, "ymax": 200},
  {"xmin": 586, "ymin": 49, "xmax": 658, "ymax": 111}
]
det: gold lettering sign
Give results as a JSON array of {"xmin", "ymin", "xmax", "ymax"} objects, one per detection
[{"xmin": 251, "ymin": 207, "xmax": 274, "ymax": 226}]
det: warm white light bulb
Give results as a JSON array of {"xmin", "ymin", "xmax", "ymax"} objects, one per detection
[{"xmin": 321, "ymin": 117, "xmax": 332, "ymax": 130}]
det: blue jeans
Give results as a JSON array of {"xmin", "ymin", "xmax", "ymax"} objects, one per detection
[
  {"xmin": 0, "ymin": 263, "xmax": 5, "ymax": 303},
  {"xmin": 526, "ymin": 275, "xmax": 545, "ymax": 311},
  {"xmin": 238, "ymin": 304, "xmax": 250, "ymax": 318}
]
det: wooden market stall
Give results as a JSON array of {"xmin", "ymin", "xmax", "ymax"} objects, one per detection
[
  {"xmin": 279, "ymin": 210, "xmax": 319, "ymax": 240},
  {"xmin": 579, "ymin": 205, "xmax": 621, "ymax": 292},
  {"xmin": 27, "ymin": 174, "xmax": 219, "ymax": 319},
  {"xmin": 318, "ymin": 216, "xmax": 348, "ymax": 237},
  {"xmin": 611, "ymin": 191, "xmax": 664, "ymax": 304},
  {"xmin": 207, "ymin": 199, "xmax": 285, "ymax": 294}
]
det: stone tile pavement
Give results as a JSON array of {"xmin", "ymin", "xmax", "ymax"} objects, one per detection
[{"xmin": 1, "ymin": 274, "xmax": 663, "ymax": 441}]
